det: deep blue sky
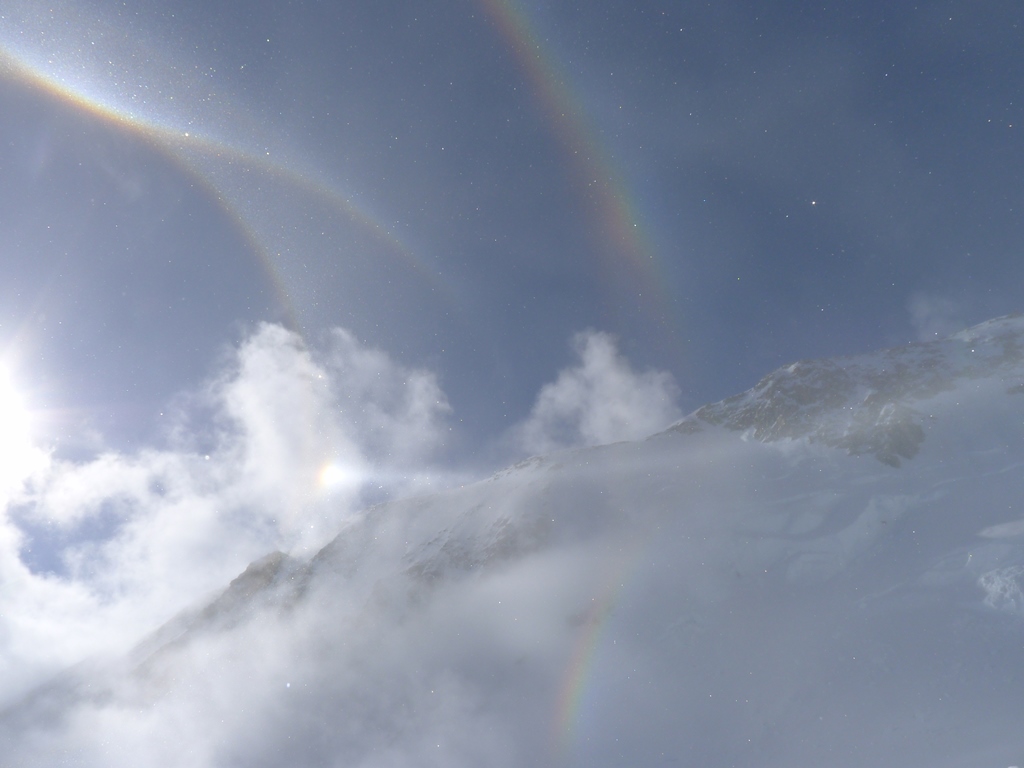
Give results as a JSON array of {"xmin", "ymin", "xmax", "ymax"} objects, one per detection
[{"xmin": 1, "ymin": 0, "xmax": 1022, "ymax": 458}]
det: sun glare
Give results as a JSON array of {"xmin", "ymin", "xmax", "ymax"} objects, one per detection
[
  {"xmin": 0, "ymin": 366, "xmax": 31, "ymax": 441},
  {"xmin": 318, "ymin": 461, "xmax": 365, "ymax": 491}
]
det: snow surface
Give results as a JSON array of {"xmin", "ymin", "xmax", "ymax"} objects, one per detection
[{"xmin": 3, "ymin": 316, "xmax": 1024, "ymax": 767}]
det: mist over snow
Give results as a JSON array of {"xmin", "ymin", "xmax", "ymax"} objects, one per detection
[
  {"xmin": 0, "ymin": 322, "xmax": 679, "ymax": 714},
  {"xmin": 0, "ymin": 323, "xmax": 450, "ymax": 704},
  {"xmin": 3, "ymin": 316, "xmax": 1024, "ymax": 766}
]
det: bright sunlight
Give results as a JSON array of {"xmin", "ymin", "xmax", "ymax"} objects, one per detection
[{"xmin": 0, "ymin": 363, "xmax": 46, "ymax": 498}]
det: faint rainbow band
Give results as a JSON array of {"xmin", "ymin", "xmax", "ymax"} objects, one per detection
[
  {"xmin": 478, "ymin": 0, "xmax": 679, "ymax": 335},
  {"xmin": 0, "ymin": 46, "xmax": 439, "ymax": 332},
  {"xmin": 551, "ymin": 535, "xmax": 646, "ymax": 765}
]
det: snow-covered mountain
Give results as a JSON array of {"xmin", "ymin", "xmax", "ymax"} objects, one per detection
[{"xmin": 4, "ymin": 316, "xmax": 1024, "ymax": 767}]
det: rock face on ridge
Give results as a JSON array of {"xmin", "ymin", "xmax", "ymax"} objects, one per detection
[{"xmin": 674, "ymin": 313, "xmax": 1024, "ymax": 465}]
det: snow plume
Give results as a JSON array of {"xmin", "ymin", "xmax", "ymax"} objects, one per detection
[
  {"xmin": 908, "ymin": 292, "xmax": 967, "ymax": 341},
  {"xmin": 515, "ymin": 330, "xmax": 681, "ymax": 455},
  {"xmin": 0, "ymin": 323, "xmax": 450, "ymax": 708},
  {"xmin": 323, "ymin": 327, "xmax": 451, "ymax": 467}
]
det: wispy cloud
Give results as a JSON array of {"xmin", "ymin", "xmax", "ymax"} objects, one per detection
[
  {"xmin": 3, "ymin": 326, "xmax": 1024, "ymax": 767},
  {"xmin": 1, "ymin": 325, "xmax": 670, "ymax": 709},
  {"xmin": 0, "ymin": 325, "xmax": 679, "ymax": 762},
  {"xmin": 0, "ymin": 323, "xmax": 451, "ymax": 706},
  {"xmin": 907, "ymin": 292, "xmax": 967, "ymax": 342},
  {"xmin": 323, "ymin": 327, "xmax": 452, "ymax": 467},
  {"xmin": 514, "ymin": 330, "xmax": 682, "ymax": 455}
]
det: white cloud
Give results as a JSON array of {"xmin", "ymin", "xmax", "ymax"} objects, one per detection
[
  {"xmin": 325, "ymin": 327, "xmax": 451, "ymax": 467},
  {"xmin": 0, "ymin": 362, "xmax": 50, "ymax": 502},
  {"xmin": 2, "ymin": 349, "xmax": 1024, "ymax": 766},
  {"xmin": 0, "ymin": 323, "xmax": 451, "ymax": 707},
  {"xmin": 0, "ymin": 327, "xmax": 682, "ymax": 758},
  {"xmin": 0, "ymin": 326, "xmax": 675, "ymax": 758},
  {"xmin": 515, "ymin": 330, "xmax": 682, "ymax": 455}
]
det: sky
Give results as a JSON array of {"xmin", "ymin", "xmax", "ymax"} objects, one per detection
[
  {"xmin": 1, "ymin": 0, "xmax": 1022, "ymax": 455},
  {"xmin": 0, "ymin": 0, "xmax": 1023, "ymax": 726}
]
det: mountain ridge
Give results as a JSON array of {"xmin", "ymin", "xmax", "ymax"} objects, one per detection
[
  {"xmin": 669, "ymin": 313, "xmax": 1024, "ymax": 465},
  {"xmin": 4, "ymin": 315, "xmax": 1024, "ymax": 767}
]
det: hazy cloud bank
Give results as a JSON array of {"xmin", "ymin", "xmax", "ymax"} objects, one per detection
[
  {"xmin": 3, "ymin": 322, "xmax": 1024, "ymax": 767},
  {"xmin": 0, "ymin": 323, "xmax": 451, "ymax": 706},
  {"xmin": 0, "ymin": 324, "xmax": 674, "ymax": 709}
]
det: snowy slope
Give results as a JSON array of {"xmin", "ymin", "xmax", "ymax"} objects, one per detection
[{"xmin": 4, "ymin": 316, "xmax": 1024, "ymax": 767}]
